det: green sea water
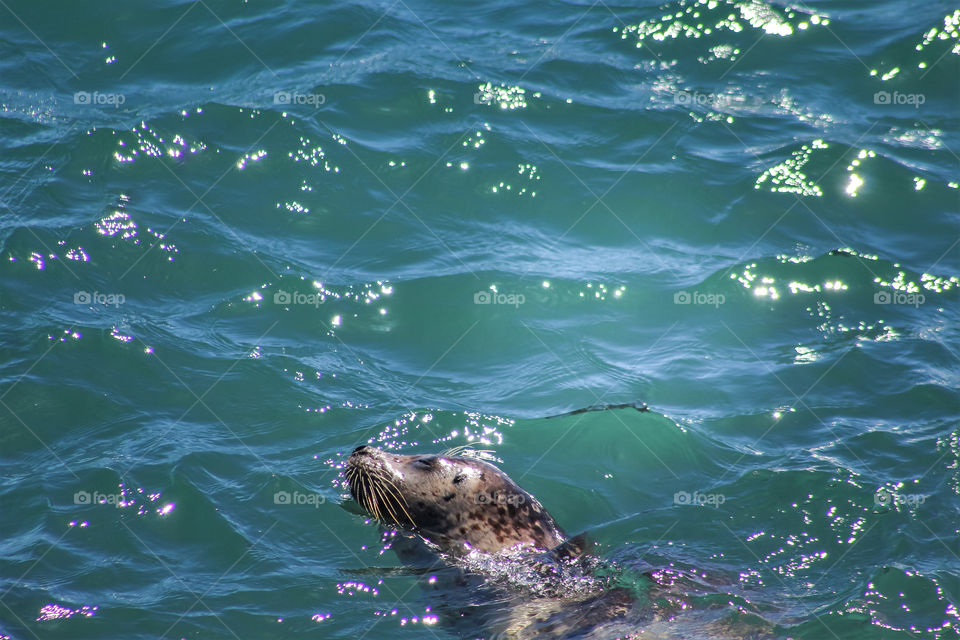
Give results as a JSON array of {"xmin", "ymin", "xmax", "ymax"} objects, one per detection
[{"xmin": 1, "ymin": 0, "xmax": 958, "ymax": 638}]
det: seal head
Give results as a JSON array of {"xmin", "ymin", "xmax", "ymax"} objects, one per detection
[{"xmin": 345, "ymin": 445, "xmax": 566, "ymax": 555}]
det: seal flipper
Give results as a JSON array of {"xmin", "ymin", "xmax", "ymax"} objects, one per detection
[{"xmin": 549, "ymin": 532, "xmax": 591, "ymax": 561}]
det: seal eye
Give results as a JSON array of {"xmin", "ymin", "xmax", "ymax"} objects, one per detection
[
  {"xmin": 453, "ymin": 473, "xmax": 466, "ymax": 485},
  {"xmin": 415, "ymin": 457, "xmax": 437, "ymax": 469}
]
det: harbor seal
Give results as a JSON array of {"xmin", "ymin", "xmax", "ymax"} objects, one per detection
[
  {"xmin": 344, "ymin": 445, "xmax": 638, "ymax": 638},
  {"xmin": 343, "ymin": 443, "xmax": 777, "ymax": 639},
  {"xmin": 345, "ymin": 445, "xmax": 568, "ymax": 555}
]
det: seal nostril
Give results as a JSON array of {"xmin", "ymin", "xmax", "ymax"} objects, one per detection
[{"xmin": 353, "ymin": 445, "xmax": 371, "ymax": 455}]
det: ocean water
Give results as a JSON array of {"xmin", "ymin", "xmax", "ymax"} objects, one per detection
[{"xmin": 1, "ymin": 0, "xmax": 958, "ymax": 637}]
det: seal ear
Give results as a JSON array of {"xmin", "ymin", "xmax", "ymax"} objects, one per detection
[{"xmin": 549, "ymin": 533, "xmax": 591, "ymax": 561}]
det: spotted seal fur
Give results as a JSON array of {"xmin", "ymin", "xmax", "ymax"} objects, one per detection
[{"xmin": 345, "ymin": 445, "xmax": 569, "ymax": 555}]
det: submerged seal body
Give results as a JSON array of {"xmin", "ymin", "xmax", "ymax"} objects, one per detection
[{"xmin": 345, "ymin": 445, "xmax": 566, "ymax": 555}]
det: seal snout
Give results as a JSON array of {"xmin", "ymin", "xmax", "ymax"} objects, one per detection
[
  {"xmin": 344, "ymin": 445, "xmax": 414, "ymax": 527},
  {"xmin": 346, "ymin": 445, "xmax": 381, "ymax": 476}
]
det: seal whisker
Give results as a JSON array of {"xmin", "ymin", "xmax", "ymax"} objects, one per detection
[
  {"xmin": 350, "ymin": 468, "xmax": 381, "ymax": 520},
  {"xmin": 348, "ymin": 464, "xmax": 415, "ymax": 527},
  {"xmin": 370, "ymin": 479, "xmax": 394, "ymax": 523},
  {"xmin": 361, "ymin": 473, "xmax": 383, "ymax": 521},
  {"xmin": 371, "ymin": 475, "xmax": 406, "ymax": 525},
  {"xmin": 363, "ymin": 485, "xmax": 378, "ymax": 520},
  {"xmin": 376, "ymin": 486, "xmax": 403, "ymax": 525},
  {"xmin": 377, "ymin": 479, "xmax": 414, "ymax": 527},
  {"xmin": 440, "ymin": 444, "xmax": 501, "ymax": 463}
]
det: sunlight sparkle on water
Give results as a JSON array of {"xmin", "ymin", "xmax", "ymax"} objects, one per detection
[
  {"xmin": 237, "ymin": 149, "xmax": 267, "ymax": 170},
  {"xmin": 617, "ymin": 0, "xmax": 827, "ymax": 47},
  {"xmin": 846, "ymin": 173, "xmax": 864, "ymax": 197},
  {"xmin": 37, "ymin": 604, "xmax": 98, "ymax": 621},
  {"xmin": 476, "ymin": 82, "xmax": 528, "ymax": 109},
  {"xmin": 755, "ymin": 140, "xmax": 827, "ymax": 196}
]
